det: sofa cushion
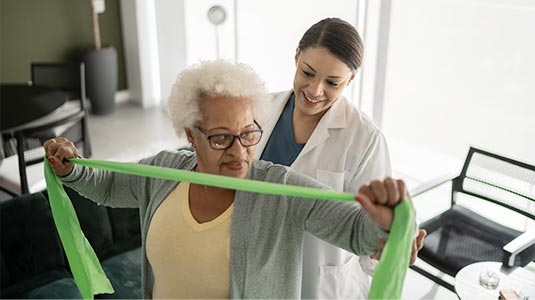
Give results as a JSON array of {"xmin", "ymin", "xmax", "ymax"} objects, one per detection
[
  {"xmin": 98, "ymin": 247, "xmax": 142, "ymax": 299},
  {"xmin": 2, "ymin": 189, "xmax": 142, "ymax": 299},
  {"xmin": 62, "ymin": 187, "xmax": 142, "ymax": 260},
  {"xmin": 62, "ymin": 187, "xmax": 115, "ymax": 260},
  {"xmin": 107, "ymin": 207, "xmax": 142, "ymax": 254},
  {"xmin": 17, "ymin": 271, "xmax": 80, "ymax": 299},
  {"xmin": 0, "ymin": 192, "xmax": 70, "ymax": 298}
]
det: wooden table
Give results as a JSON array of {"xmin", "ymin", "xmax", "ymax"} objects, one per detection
[{"xmin": 455, "ymin": 261, "xmax": 535, "ymax": 300}]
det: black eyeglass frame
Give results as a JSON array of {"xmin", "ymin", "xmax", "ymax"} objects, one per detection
[{"xmin": 194, "ymin": 120, "xmax": 263, "ymax": 150}]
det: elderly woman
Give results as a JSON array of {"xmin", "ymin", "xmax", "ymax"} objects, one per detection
[{"xmin": 44, "ymin": 60, "xmax": 410, "ymax": 299}]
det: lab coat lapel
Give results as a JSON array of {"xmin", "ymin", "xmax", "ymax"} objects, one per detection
[{"xmin": 296, "ymin": 97, "xmax": 347, "ymax": 159}]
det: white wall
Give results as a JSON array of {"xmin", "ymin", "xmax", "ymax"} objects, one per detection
[
  {"xmin": 383, "ymin": 0, "xmax": 535, "ymax": 166},
  {"xmin": 154, "ymin": 0, "xmax": 187, "ymax": 107},
  {"xmin": 120, "ymin": 0, "xmax": 161, "ymax": 107},
  {"xmin": 235, "ymin": 0, "xmax": 359, "ymax": 93},
  {"xmin": 184, "ymin": 0, "xmax": 237, "ymax": 63},
  {"xmin": 127, "ymin": 0, "xmax": 535, "ymax": 184},
  {"xmin": 136, "ymin": 0, "xmax": 387, "ymax": 115},
  {"xmin": 174, "ymin": 0, "xmax": 366, "ymax": 101}
]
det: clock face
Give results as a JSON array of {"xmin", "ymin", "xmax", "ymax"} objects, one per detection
[{"xmin": 207, "ymin": 5, "xmax": 227, "ymax": 25}]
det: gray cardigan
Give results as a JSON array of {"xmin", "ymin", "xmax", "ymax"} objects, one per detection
[{"xmin": 62, "ymin": 150, "xmax": 386, "ymax": 299}]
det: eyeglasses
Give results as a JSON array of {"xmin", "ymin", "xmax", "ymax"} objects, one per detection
[{"xmin": 194, "ymin": 121, "xmax": 263, "ymax": 150}]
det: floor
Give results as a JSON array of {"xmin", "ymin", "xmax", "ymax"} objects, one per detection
[{"xmin": 86, "ymin": 102, "xmax": 185, "ymax": 161}]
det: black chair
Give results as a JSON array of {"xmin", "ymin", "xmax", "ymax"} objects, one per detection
[
  {"xmin": 30, "ymin": 62, "xmax": 92, "ymax": 157},
  {"xmin": 410, "ymin": 146, "xmax": 535, "ymax": 291},
  {"xmin": 2, "ymin": 62, "xmax": 92, "ymax": 195}
]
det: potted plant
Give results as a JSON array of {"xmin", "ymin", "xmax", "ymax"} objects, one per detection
[{"xmin": 82, "ymin": 0, "xmax": 117, "ymax": 115}]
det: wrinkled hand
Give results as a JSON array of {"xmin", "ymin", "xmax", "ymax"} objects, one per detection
[
  {"xmin": 371, "ymin": 229, "xmax": 427, "ymax": 265},
  {"xmin": 355, "ymin": 177, "xmax": 408, "ymax": 231},
  {"xmin": 43, "ymin": 137, "xmax": 79, "ymax": 176}
]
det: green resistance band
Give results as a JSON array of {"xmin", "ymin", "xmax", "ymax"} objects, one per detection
[
  {"xmin": 368, "ymin": 199, "xmax": 415, "ymax": 299},
  {"xmin": 44, "ymin": 157, "xmax": 415, "ymax": 300},
  {"xmin": 44, "ymin": 159, "xmax": 114, "ymax": 300}
]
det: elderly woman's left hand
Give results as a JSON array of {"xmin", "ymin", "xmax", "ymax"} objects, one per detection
[{"xmin": 355, "ymin": 177, "xmax": 408, "ymax": 232}]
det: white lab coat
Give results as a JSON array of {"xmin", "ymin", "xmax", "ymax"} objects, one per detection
[{"xmin": 255, "ymin": 90, "xmax": 392, "ymax": 299}]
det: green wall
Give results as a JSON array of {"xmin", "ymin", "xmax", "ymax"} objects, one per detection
[{"xmin": 0, "ymin": 0, "xmax": 126, "ymax": 90}]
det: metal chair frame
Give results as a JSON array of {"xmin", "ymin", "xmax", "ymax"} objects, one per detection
[
  {"xmin": 410, "ymin": 146, "xmax": 535, "ymax": 292},
  {"xmin": 11, "ymin": 62, "xmax": 92, "ymax": 194}
]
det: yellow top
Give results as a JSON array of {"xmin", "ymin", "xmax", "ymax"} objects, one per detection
[{"xmin": 146, "ymin": 181, "xmax": 233, "ymax": 299}]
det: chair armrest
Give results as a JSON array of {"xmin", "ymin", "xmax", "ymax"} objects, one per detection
[
  {"xmin": 502, "ymin": 230, "xmax": 535, "ymax": 267},
  {"xmin": 410, "ymin": 172, "xmax": 458, "ymax": 196}
]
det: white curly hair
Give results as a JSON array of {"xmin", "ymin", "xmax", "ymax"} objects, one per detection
[{"xmin": 167, "ymin": 59, "xmax": 272, "ymax": 138}]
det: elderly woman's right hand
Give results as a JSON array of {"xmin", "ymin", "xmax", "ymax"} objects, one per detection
[{"xmin": 43, "ymin": 137, "xmax": 80, "ymax": 176}]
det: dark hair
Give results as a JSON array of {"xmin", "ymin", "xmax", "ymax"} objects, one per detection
[{"xmin": 298, "ymin": 18, "xmax": 363, "ymax": 71}]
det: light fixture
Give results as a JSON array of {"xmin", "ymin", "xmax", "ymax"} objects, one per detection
[
  {"xmin": 207, "ymin": 5, "xmax": 227, "ymax": 58},
  {"xmin": 207, "ymin": 5, "xmax": 227, "ymax": 26}
]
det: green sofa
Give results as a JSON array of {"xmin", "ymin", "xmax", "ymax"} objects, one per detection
[{"xmin": 0, "ymin": 187, "xmax": 142, "ymax": 299}]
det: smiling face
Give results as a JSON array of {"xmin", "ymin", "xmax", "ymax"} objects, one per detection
[
  {"xmin": 293, "ymin": 46, "xmax": 355, "ymax": 119},
  {"xmin": 186, "ymin": 95, "xmax": 257, "ymax": 179}
]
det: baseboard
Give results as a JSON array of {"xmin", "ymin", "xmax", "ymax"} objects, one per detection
[{"xmin": 115, "ymin": 89, "xmax": 131, "ymax": 104}]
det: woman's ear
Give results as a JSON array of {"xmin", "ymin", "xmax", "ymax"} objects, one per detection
[
  {"xmin": 185, "ymin": 128, "xmax": 195, "ymax": 147},
  {"xmin": 347, "ymin": 71, "xmax": 357, "ymax": 86},
  {"xmin": 294, "ymin": 47, "xmax": 301, "ymax": 66}
]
